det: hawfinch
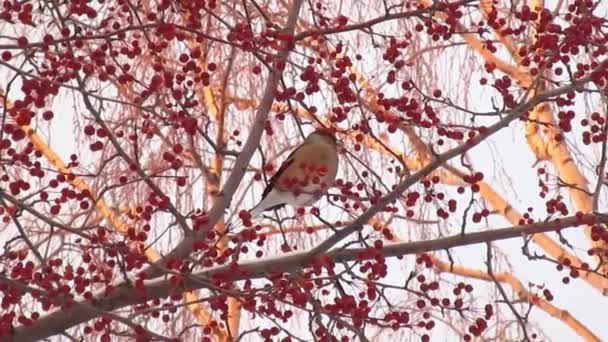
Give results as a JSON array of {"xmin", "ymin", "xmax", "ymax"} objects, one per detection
[{"xmin": 249, "ymin": 129, "xmax": 339, "ymax": 218}]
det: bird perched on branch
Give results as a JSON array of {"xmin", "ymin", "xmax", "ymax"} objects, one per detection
[{"xmin": 249, "ymin": 128, "xmax": 340, "ymax": 218}]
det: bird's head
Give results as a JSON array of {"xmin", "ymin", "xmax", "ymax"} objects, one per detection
[{"xmin": 307, "ymin": 128, "xmax": 338, "ymax": 147}]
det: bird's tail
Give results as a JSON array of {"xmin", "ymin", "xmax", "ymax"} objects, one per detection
[
  {"xmin": 249, "ymin": 190, "xmax": 286, "ymax": 218},
  {"xmin": 249, "ymin": 202, "xmax": 266, "ymax": 219}
]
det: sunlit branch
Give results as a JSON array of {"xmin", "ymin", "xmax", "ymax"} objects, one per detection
[{"xmin": 431, "ymin": 256, "xmax": 602, "ymax": 342}]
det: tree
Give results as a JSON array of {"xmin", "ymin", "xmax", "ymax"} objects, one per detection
[{"xmin": 0, "ymin": 0, "xmax": 607, "ymax": 340}]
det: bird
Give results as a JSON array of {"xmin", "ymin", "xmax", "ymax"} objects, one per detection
[{"xmin": 249, "ymin": 128, "xmax": 340, "ymax": 218}]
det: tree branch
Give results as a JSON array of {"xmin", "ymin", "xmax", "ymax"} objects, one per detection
[
  {"xmin": 306, "ymin": 67, "xmax": 600, "ymax": 258},
  {"xmin": 7, "ymin": 213, "xmax": 606, "ymax": 342}
]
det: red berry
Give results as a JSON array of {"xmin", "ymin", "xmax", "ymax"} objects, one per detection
[{"xmin": 239, "ymin": 210, "xmax": 252, "ymax": 221}]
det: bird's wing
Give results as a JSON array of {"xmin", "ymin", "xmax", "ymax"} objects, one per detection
[
  {"xmin": 260, "ymin": 142, "xmax": 335, "ymax": 199},
  {"xmin": 260, "ymin": 146, "xmax": 300, "ymax": 200}
]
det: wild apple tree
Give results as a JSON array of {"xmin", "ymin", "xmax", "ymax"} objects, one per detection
[{"xmin": 1, "ymin": 0, "xmax": 607, "ymax": 341}]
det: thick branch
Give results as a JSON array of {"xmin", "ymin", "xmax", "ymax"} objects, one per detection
[
  {"xmin": 142, "ymin": 0, "xmax": 305, "ymax": 280},
  {"xmin": 7, "ymin": 213, "xmax": 605, "ymax": 342}
]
